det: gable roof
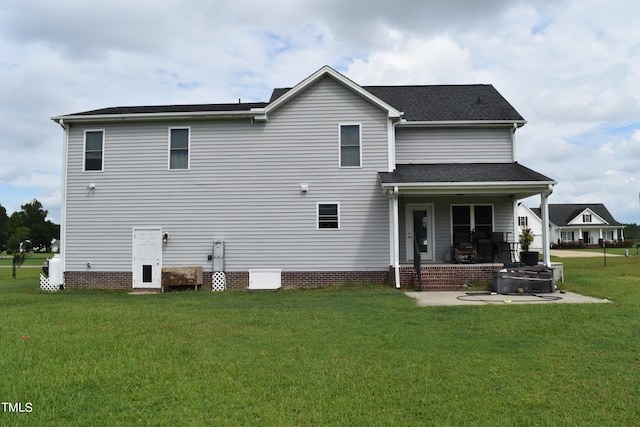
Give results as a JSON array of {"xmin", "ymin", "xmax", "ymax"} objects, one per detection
[
  {"xmin": 52, "ymin": 66, "xmax": 525, "ymax": 125},
  {"xmin": 529, "ymin": 204, "xmax": 623, "ymax": 227},
  {"xmin": 272, "ymin": 84, "xmax": 525, "ymax": 123},
  {"xmin": 264, "ymin": 65, "xmax": 402, "ymax": 120}
]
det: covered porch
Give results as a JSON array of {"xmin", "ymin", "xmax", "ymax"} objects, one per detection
[{"xmin": 379, "ymin": 163, "xmax": 557, "ymax": 289}]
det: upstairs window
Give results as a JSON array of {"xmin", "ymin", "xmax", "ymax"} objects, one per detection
[
  {"xmin": 317, "ymin": 203, "xmax": 340, "ymax": 229},
  {"xmin": 169, "ymin": 128, "xmax": 190, "ymax": 170},
  {"xmin": 518, "ymin": 216, "xmax": 528, "ymax": 227},
  {"xmin": 84, "ymin": 130, "xmax": 104, "ymax": 171},
  {"xmin": 339, "ymin": 124, "xmax": 361, "ymax": 167},
  {"xmin": 582, "ymin": 214, "xmax": 592, "ymax": 223}
]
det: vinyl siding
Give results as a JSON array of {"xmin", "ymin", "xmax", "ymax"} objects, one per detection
[
  {"xmin": 395, "ymin": 127, "xmax": 513, "ymax": 163},
  {"xmin": 398, "ymin": 196, "xmax": 515, "ymax": 263},
  {"xmin": 64, "ymin": 76, "xmax": 391, "ymax": 273}
]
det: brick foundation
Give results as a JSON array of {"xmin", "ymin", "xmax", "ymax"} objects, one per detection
[
  {"xmin": 64, "ymin": 270, "xmax": 390, "ymax": 290},
  {"xmin": 391, "ymin": 264, "xmax": 502, "ymax": 290},
  {"xmin": 64, "ymin": 271, "xmax": 132, "ymax": 290},
  {"xmin": 64, "ymin": 266, "xmax": 498, "ymax": 291}
]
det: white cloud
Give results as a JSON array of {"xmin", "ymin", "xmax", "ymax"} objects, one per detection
[{"xmin": 347, "ymin": 32, "xmax": 474, "ymax": 85}]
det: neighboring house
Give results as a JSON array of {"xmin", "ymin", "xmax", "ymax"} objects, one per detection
[
  {"xmin": 52, "ymin": 66, "xmax": 556, "ymax": 290},
  {"xmin": 518, "ymin": 203, "xmax": 625, "ymax": 249}
]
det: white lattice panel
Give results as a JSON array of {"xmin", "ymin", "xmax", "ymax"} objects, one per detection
[
  {"xmin": 212, "ymin": 272, "xmax": 226, "ymax": 292},
  {"xmin": 40, "ymin": 274, "xmax": 62, "ymax": 292}
]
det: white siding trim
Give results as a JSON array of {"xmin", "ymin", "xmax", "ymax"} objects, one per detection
[
  {"xmin": 60, "ymin": 121, "xmax": 70, "ymax": 274},
  {"xmin": 387, "ymin": 118, "xmax": 396, "ymax": 172}
]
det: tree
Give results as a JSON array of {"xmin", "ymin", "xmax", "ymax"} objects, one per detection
[
  {"xmin": 1, "ymin": 199, "xmax": 59, "ymax": 253},
  {"xmin": 0, "ymin": 204, "xmax": 7, "ymax": 251},
  {"xmin": 7, "ymin": 226, "xmax": 30, "ymax": 279},
  {"xmin": 624, "ymin": 223, "xmax": 639, "ymax": 240}
]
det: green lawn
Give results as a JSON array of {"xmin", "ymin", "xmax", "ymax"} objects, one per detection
[{"xmin": 1, "ymin": 257, "xmax": 639, "ymax": 426}]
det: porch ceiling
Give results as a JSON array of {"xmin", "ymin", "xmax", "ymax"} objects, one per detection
[{"xmin": 379, "ymin": 163, "xmax": 556, "ymax": 198}]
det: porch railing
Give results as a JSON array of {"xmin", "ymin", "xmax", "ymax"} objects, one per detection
[{"xmin": 413, "ymin": 237, "xmax": 423, "ymax": 291}]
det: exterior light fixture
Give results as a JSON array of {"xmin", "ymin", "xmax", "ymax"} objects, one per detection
[{"xmin": 162, "ymin": 233, "xmax": 168, "ymax": 243}]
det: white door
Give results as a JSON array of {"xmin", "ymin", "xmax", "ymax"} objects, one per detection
[
  {"xmin": 132, "ymin": 228, "xmax": 162, "ymax": 289},
  {"xmin": 406, "ymin": 204, "xmax": 434, "ymax": 262}
]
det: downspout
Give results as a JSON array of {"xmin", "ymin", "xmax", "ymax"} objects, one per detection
[
  {"xmin": 392, "ymin": 186, "xmax": 400, "ymax": 289},
  {"xmin": 511, "ymin": 123, "xmax": 518, "ymax": 162},
  {"xmin": 541, "ymin": 185, "xmax": 553, "ymax": 267},
  {"xmin": 387, "ymin": 118, "xmax": 399, "ymax": 172},
  {"xmin": 56, "ymin": 119, "xmax": 69, "ymax": 283}
]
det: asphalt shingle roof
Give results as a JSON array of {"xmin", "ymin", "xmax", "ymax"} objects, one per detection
[
  {"xmin": 69, "ymin": 102, "xmax": 269, "ymax": 116},
  {"xmin": 531, "ymin": 204, "xmax": 623, "ymax": 226},
  {"xmin": 66, "ymin": 82, "xmax": 523, "ymax": 122},
  {"xmin": 270, "ymin": 84, "xmax": 524, "ymax": 122},
  {"xmin": 378, "ymin": 163, "xmax": 553, "ymax": 184}
]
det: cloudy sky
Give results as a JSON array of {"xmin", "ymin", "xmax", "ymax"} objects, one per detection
[{"xmin": 1, "ymin": 0, "xmax": 639, "ymax": 224}]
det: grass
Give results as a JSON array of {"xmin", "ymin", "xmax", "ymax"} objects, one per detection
[
  {"xmin": 0, "ymin": 252, "xmax": 51, "ymax": 268},
  {"xmin": 1, "ymin": 257, "xmax": 640, "ymax": 425}
]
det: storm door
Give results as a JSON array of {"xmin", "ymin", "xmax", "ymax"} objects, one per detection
[{"xmin": 405, "ymin": 204, "xmax": 434, "ymax": 261}]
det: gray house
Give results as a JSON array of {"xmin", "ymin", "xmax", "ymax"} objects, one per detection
[{"xmin": 52, "ymin": 66, "xmax": 556, "ymax": 290}]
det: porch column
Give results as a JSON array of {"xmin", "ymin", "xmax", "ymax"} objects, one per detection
[
  {"xmin": 389, "ymin": 187, "xmax": 401, "ymax": 288},
  {"xmin": 541, "ymin": 188, "xmax": 552, "ymax": 267}
]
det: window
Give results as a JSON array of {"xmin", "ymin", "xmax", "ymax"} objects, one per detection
[
  {"xmin": 339, "ymin": 124, "xmax": 361, "ymax": 167},
  {"xmin": 582, "ymin": 214, "xmax": 592, "ymax": 223},
  {"xmin": 561, "ymin": 231, "xmax": 575, "ymax": 241},
  {"xmin": 452, "ymin": 205, "xmax": 493, "ymax": 242},
  {"xmin": 84, "ymin": 130, "xmax": 104, "ymax": 171},
  {"xmin": 169, "ymin": 128, "xmax": 190, "ymax": 170},
  {"xmin": 317, "ymin": 203, "xmax": 339, "ymax": 229},
  {"xmin": 603, "ymin": 230, "xmax": 614, "ymax": 241},
  {"xmin": 518, "ymin": 216, "xmax": 528, "ymax": 227}
]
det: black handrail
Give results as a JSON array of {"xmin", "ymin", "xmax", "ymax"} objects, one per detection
[{"xmin": 413, "ymin": 237, "xmax": 423, "ymax": 291}]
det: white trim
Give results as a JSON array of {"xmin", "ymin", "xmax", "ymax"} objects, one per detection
[
  {"xmin": 83, "ymin": 129, "xmax": 105, "ymax": 172},
  {"xmin": 338, "ymin": 123, "xmax": 362, "ymax": 168},
  {"xmin": 316, "ymin": 202, "xmax": 340, "ymax": 230},
  {"xmin": 391, "ymin": 187, "xmax": 400, "ymax": 289},
  {"xmin": 132, "ymin": 227, "xmax": 163, "ymax": 289},
  {"xmin": 168, "ymin": 127, "xmax": 191, "ymax": 171},
  {"xmin": 381, "ymin": 180, "xmax": 557, "ymax": 188},
  {"xmin": 387, "ymin": 118, "xmax": 396, "ymax": 172},
  {"xmin": 396, "ymin": 120, "xmax": 526, "ymax": 128},
  {"xmin": 52, "ymin": 109, "xmax": 263, "ymax": 124},
  {"xmin": 567, "ymin": 208, "xmax": 607, "ymax": 225},
  {"xmin": 60, "ymin": 121, "xmax": 70, "ymax": 275},
  {"xmin": 266, "ymin": 66, "xmax": 402, "ymax": 119}
]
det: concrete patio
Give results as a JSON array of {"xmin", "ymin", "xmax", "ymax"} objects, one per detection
[{"xmin": 406, "ymin": 291, "xmax": 610, "ymax": 306}]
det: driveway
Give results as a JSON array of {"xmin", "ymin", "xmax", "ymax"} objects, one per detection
[{"xmin": 550, "ymin": 249, "xmax": 621, "ymax": 258}]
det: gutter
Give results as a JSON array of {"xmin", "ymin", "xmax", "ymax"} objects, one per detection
[
  {"xmin": 396, "ymin": 120, "xmax": 527, "ymax": 128},
  {"xmin": 380, "ymin": 180, "xmax": 558, "ymax": 189},
  {"xmin": 51, "ymin": 108, "xmax": 267, "ymax": 124}
]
